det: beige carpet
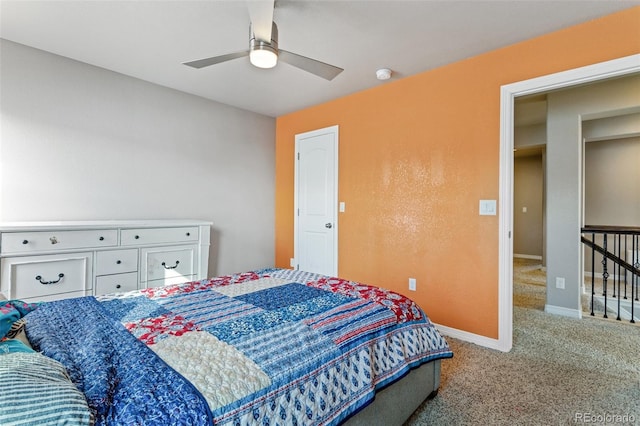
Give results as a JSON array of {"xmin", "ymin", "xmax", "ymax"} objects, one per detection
[{"xmin": 405, "ymin": 258, "xmax": 640, "ymax": 425}]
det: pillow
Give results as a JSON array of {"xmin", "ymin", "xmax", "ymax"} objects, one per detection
[
  {"xmin": 0, "ymin": 339, "xmax": 34, "ymax": 354},
  {"xmin": 0, "ymin": 305, "xmax": 20, "ymax": 339},
  {"xmin": 0, "ymin": 352, "xmax": 93, "ymax": 425},
  {"xmin": 6, "ymin": 317, "xmax": 26, "ymax": 339},
  {"xmin": 0, "ymin": 301, "xmax": 39, "ymax": 340},
  {"xmin": 7, "ymin": 318, "xmax": 33, "ymax": 349},
  {"xmin": 1, "ymin": 318, "xmax": 34, "ymax": 351}
]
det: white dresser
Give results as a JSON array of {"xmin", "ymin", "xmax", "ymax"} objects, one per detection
[{"xmin": 0, "ymin": 220, "xmax": 212, "ymax": 302}]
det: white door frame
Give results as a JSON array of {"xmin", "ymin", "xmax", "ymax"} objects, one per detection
[
  {"xmin": 293, "ymin": 125, "xmax": 339, "ymax": 276},
  {"xmin": 498, "ymin": 54, "xmax": 640, "ymax": 352}
]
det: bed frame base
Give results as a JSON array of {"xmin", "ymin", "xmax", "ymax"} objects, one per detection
[{"xmin": 343, "ymin": 359, "xmax": 441, "ymax": 426}]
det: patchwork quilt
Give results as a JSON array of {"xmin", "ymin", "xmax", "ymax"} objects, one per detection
[{"xmin": 25, "ymin": 268, "xmax": 452, "ymax": 425}]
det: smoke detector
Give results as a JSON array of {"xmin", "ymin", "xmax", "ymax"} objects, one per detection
[{"xmin": 376, "ymin": 68, "xmax": 392, "ymax": 80}]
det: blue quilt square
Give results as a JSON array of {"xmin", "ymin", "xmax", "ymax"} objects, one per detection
[
  {"xmin": 157, "ymin": 290, "xmax": 264, "ymax": 328},
  {"xmin": 101, "ymin": 296, "xmax": 169, "ymax": 322},
  {"xmin": 236, "ymin": 283, "xmax": 328, "ymax": 310},
  {"xmin": 206, "ymin": 292, "xmax": 354, "ymax": 344}
]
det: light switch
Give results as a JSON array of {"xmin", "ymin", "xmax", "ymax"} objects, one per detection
[
  {"xmin": 339, "ymin": 202, "xmax": 345, "ymax": 212},
  {"xmin": 479, "ymin": 200, "xmax": 497, "ymax": 216},
  {"xmin": 522, "ymin": 206, "xmax": 527, "ymax": 213}
]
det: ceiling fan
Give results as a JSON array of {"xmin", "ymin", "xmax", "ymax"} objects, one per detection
[{"xmin": 182, "ymin": 0, "xmax": 343, "ymax": 81}]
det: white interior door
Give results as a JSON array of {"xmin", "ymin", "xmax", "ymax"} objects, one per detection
[{"xmin": 294, "ymin": 125, "xmax": 338, "ymax": 276}]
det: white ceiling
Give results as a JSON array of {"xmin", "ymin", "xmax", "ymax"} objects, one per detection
[{"xmin": 1, "ymin": 0, "xmax": 638, "ymax": 117}]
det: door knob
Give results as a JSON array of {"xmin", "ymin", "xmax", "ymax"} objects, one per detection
[{"xmin": 325, "ymin": 223, "xmax": 333, "ymax": 229}]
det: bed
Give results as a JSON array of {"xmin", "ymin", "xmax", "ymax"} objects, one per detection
[{"xmin": 1, "ymin": 268, "xmax": 452, "ymax": 425}]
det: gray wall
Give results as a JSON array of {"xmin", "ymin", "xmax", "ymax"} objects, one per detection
[
  {"xmin": 583, "ymin": 136, "xmax": 640, "ymax": 275},
  {"xmin": 545, "ymin": 75, "xmax": 640, "ymax": 314},
  {"xmin": 0, "ymin": 40, "xmax": 276, "ymax": 276},
  {"xmin": 514, "ymin": 98, "xmax": 547, "ymax": 263},
  {"xmin": 583, "ymin": 113, "xmax": 640, "ymax": 141},
  {"xmin": 514, "ymin": 123, "xmax": 546, "ymax": 148},
  {"xmin": 584, "ymin": 136, "xmax": 640, "ymax": 227},
  {"xmin": 513, "ymin": 154, "xmax": 544, "ymax": 258}
]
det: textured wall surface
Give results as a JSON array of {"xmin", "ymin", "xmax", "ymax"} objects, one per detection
[{"xmin": 275, "ymin": 7, "xmax": 640, "ymax": 338}]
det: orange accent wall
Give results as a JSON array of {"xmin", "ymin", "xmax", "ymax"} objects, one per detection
[{"xmin": 275, "ymin": 7, "xmax": 640, "ymax": 339}]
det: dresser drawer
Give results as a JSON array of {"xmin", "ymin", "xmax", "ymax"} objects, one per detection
[
  {"xmin": 140, "ymin": 245, "xmax": 195, "ymax": 283},
  {"xmin": 121, "ymin": 227, "xmax": 199, "ymax": 246},
  {"xmin": 95, "ymin": 272, "xmax": 138, "ymax": 295},
  {"xmin": 0, "ymin": 253, "xmax": 92, "ymax": 301},
  {"xmin": 1, "ymin": 230, "xmax": 117, "ymax": 255},
  {"xmin": 95, "ymin": 249, "xmax": 138, "ymax": 276}
]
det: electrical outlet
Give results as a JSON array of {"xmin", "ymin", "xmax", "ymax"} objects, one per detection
[
  {"xmin": 555, "ymin": 277, "xmax": 565, "ymax": 289},
  {"xmin": 290, "ymin": 258, "xmax": 296, "ymax": 267},
  {"xmin": 408, "ymin": 278, "xmax": 417, "ymax": 291}
]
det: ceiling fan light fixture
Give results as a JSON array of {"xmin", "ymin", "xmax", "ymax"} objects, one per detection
[{"xmin": 250, "ymin": 45, "xmax": 278, "ymax": 69}]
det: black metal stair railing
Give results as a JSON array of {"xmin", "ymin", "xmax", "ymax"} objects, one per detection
[{"xmin": 581, "ymin": 226, "xmax": 640, "ymax": 323}]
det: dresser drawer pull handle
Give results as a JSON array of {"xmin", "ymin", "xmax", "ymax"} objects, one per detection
[
  {"xmin": 35, "ymin": 273, "xmax": 64, "ymax": 285},
  {"xmin": 50, "ymin": 236, "xmax": 58, "ymax": 245},
  {"xmin": 116, "ymin": 260, "xmax": 122, "ymax": 265},
  {"xmin": 99, "ymin": 236, "xmax": 105, "ymax": 241},
  {"xmin": 134, "ymin": 235, "xmax": 140, "ymax": 240},
  {"xmin": 161, "ymin": 260, "xmax": 180, "ymax": 270},
  {"xmin": 116, "ymin": 284, "xmax": 121, "ymax": 289},
  {"xmin": 22, "ymin": 240, "xmax": 28, "ymax": 245},
  {"xmin": 186, "ymin": 232, "xmax": 191, "ymax": 237}
]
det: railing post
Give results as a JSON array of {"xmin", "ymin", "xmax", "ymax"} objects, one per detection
[
  {"xmin": 602, "ymin": 233, "xmax": 609, "ymax": 319},
  {"xmin": 623, "ymin": 235, "xmax": 628, "ymax": 300},
  {"xmin": 590, "ymin": 232, "xmax": 595, "ymax": 317},
  {"xmin": 616, "ymin": 234, "xmax": 621, "ymax": 321},
  {"xmin": 631, "ymin": 235, "xmax": 640, "ymax": 306},
  {"xmin": 633, "ymin": 234, "xmax": 638, "ymax": 324}
]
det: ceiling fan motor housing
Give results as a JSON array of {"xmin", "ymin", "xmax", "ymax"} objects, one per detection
[{"xmin": 249, "ymin": 22, "xmax": 279, "ymax": 68}]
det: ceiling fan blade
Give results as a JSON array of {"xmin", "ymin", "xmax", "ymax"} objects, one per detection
[
  {"xmin": 279, "ymin": 50, "xmax": 343, "ymax": 81},
  {"xmin": 247, "ymin": 0, "xmax": 274, "ymax": 41},
  {"xmin": 183, "ymin": 51, "xmax": 249, "ymax": 69}
]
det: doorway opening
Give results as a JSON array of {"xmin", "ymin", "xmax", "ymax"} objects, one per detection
[{"xmin": 498, "ymin": 54, "xmax": 640, "ymax": 352}]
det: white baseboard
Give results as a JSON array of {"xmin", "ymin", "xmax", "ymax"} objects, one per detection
[
  {"xmin": 544, "ymin": 304, "xmax": 582, "ymax": 319},
  {"xmin": 513, "ymin": 254, "xmax": 542, "ymax": 260},
  {"xmin": 434, "ymin": 323, "xmax": 509, "ymax": 352}
]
